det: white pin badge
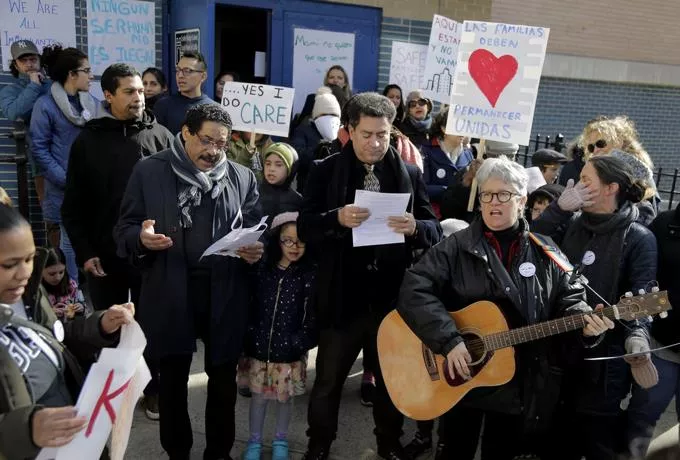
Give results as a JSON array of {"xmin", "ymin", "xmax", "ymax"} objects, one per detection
[
  {"xmin": 519, "ymin": 262, "xmax": 536, "ymax": 278},
  {"xmin": 436, "ymin": 168, "xmax": 446, "ymax": 179},
  {"xmin": 53, "ymin": 320, "xmax": 65, "ymax": 342},
  {"xmin": 82, "ymin": 108, "xmax": 92, "ymax": 121},
  {"xmin": 582, "ymin": 250, "xmax": 596, "ymax": 266}
]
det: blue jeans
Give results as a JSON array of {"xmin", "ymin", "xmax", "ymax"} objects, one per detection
[
  {"xmin": 626, "ymin": 353, "xmax": 680, "ymax": 458},
  {"xmin": 59, "ymin": 223, "xmax": 78, "ymax": 282}
]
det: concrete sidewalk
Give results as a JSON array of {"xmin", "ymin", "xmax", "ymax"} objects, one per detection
[{"xmin": 125, "ymin": 344, "xmax": 678, "ymax": 459}]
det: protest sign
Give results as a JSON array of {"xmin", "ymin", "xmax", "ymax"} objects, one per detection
[
  {"xmin": 292, "ymin": 28, "xmax": 354, "ymax": 114},
  {"xmin": 423, "ymin": 15, "xmax": 461, "ymax": 103},
  {"xmin": 37, "ymin": 320, "xmax": 150, "ymax": 460},
  {"xmin": 0, "ymin": 0, "xmax": 76, "ymax": 71},
  {"xmin": 389, "ymin": 41, "xmax": 427, "ymax": 97},
  {"xmin": 175, "ymin": 28, "xmax": 200, "ymax": 63},
  {"xmin": 221, "ymin": 82, "xmax": 295, "ymax": 138},
  {"xmin": 446, "ymin": 21, "xmax": 550, "ymax": 146},
  {"xmin": 87, "ymin": 0, "xmax": 156, "ymax": 75}
]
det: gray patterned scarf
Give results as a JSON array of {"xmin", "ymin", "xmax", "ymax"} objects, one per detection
[{"xmin": 169, "ymin": 133, "xmax": 229, "ymax": 231}]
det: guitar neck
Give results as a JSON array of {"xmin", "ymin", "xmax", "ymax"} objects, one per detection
[{"xmin": 483, "ymin": 306, "xmax": 619, "ymax": 350}]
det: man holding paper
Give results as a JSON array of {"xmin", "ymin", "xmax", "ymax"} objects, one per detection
[
  {"xmin": 299, "ymin": 92, "xmax": 441, "ymax": 460},
  {"xmin": 114, "ymin": 103, "xmax": 263, "ymax": 460}
]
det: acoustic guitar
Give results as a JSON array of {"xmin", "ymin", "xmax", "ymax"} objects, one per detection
[{"xmin": 377, "ymin": 291, "xmax": 671, "ymax": 420}]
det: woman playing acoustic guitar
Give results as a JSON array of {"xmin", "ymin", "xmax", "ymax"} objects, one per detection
[{"xmin": 396, "ymin": 157, "xmax": 613, "ymax": 459}]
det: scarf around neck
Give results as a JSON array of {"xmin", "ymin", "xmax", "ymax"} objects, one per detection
[
  {"xmin": 170, "ymin": 133, "xmax": 230, "ymax": 232},
  {"xmin": 561, "ymin": 201, "xmax": 638, "ymax": 304},
  {"xmin": 50, "ymin": 82, "xmax": 100, "ymax": 126},
  {"xmin": 408, "ymin": 115, "xmax": 432, "ymax": 132}
]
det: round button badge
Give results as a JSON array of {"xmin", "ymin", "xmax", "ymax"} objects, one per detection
[{"xmin": 519, "ymin": 262, "xmax": 536, "ymax": 278}]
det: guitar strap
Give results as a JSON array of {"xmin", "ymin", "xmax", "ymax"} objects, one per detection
[{"xmin": 527, "ymin": 232, "xmax": 574, "ymax": 274}]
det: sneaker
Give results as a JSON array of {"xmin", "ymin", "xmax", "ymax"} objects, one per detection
[
  {"xmin": 243, "ymin": 442, "xmax": 262, "ymax": 460},
  {"xmin": 377, "ymin": 444, "xmax": 413, "ymax": 460},
  {"xmin": 404, "ymin": 432, "xmax": 432, "ymax": 458},
  {"xmin": 360, "ymin": 381, "xmax": 375, "ymax": 407},
  {"xmin": 272, "ymin": 439, "xmax": 289, "ymax": 460},
  {"xmin": 142, "ymin": 394, "xmax": 160, "ymax": 420},
  {"xmin": 301, "ymin": 443, "xmax": 330, "ymax": 460},
  {"xmin": 434, "ymin": 441, "xmax": 451, "ymax": 460}
]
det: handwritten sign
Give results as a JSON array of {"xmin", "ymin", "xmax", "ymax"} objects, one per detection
[
  {"xmin": 175, "ymin": 28, "xmax": 199, "ymax": 64},
  {"xmin": 446, "ymin": 21, "xmax": 550, "ymax": 146},
  {"xmin": 423, "ymin": 15, "xmax": 461, "ymax": 103},
  {"xmin": 292, "ymin": 28, "xmax": 354, "ymax": 115},
  {"xmin": 37, "ymin": 320, "xmax": 150, "ymax": 460},
  {"xmin": 0, "ymin": 0, "xmax": 76, "ymax": 71},
  {"xmin": 389, "ymin": 41, "xmax": 427, "ymax": 97},
  {"xmin": 221, "ymin": 82, "xmax": 295, "ymax": 137},
  {"xmin": 87, "ymin": 0, "xmax": 156, "ymax": 75}
]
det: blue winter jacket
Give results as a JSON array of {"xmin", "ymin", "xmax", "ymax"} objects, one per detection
[
  {"xmin": 0, "ymin": 74, "xmax": 51, "ymax": 122},
  {"xmin": 29, "ymin": 92, "xmax": 100, "ymax": 222},
  {"xmin": 420, "ymin": 140, "xmax": 474, "ymax": 203},
  {"xmin": 245, "ymin": 262, "xmax": 317, "ymax": 363}
]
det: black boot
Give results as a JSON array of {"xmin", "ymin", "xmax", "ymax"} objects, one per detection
[
  {"xmin": 404, "ymin": 431, "xmax": 432, "ymax": 458},
  {"xmin": 377, "ymin": 443, "xmax": 413, "ymax": 460},
  {"xmin": 302, "ymin": 440, "xmax": 330, "ymax": 460}
]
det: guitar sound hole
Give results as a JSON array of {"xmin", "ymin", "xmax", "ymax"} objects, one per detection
[{"xmin": 442, "ymin": 332, "xmax": 493, "ymax": 387}]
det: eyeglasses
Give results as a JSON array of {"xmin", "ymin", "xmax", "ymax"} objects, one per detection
[
  {"xmin": 196, "ymin": 133, "xmax": 228, "ymax": 151},
  {"xmin": 175, "ymin": 67, "xmax": 204, "ymax": 77},
  {"xmin": 280, "ymin": 238, "xmax": 306, "ymax": 248},
  {"xmin": 587, "ymin": 139, "xmax": 607, "ymax": 153},
  {"xmin": 408, "ymin": 99, "xmax": 428, "ymax": 108},
  {"xmin": 75, "ymin": 68, "xmax": 92, "ymax": 75},
  {"xmin": 479, "ymin": 191, "xmax": 518, "ymax": 203}
]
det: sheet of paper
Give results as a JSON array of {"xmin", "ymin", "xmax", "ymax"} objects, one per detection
[
  {"xmin": 201, "ymin": 215, "xmax": 268, "ymax": 258},
  {"xmin": 352, "ymin": 191, "xmax": 411, "ymax": 248},
  {"xmin": 37, "ymin": 320, "xmax": 149, "ymax": 460}
]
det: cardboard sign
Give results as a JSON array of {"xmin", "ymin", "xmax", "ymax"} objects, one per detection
[
  {"xmin": 0, "ymin": 0, "xmax": 76, "ymax": 71},
  {"xmin": 446, "ymin": 21, "xmax": 550, "ymax": 146},
  {"xmin": 292, "ymin": 28, "xmax": 354, "ymax": 115},
  {"xmin": 221, "ymin": 82, "xmax": 295, "ymax": 137},
  {"xmin": 37, "ymin": 320, "xmax": 150, "ymax": 460},
  {"xmin": 388, "ymin": 41, "xmax": 427, "ymax": 97},
  {"xmin": 175, "ymin": 28, "xmax": 200, "ymax": 63},
  {"xmin": 423, "ymin": 15, "xmax": 461, "ymax": 103},
  {"xmin": 87, "ymin": 0, "xmax": 156, "ymax": 75}
]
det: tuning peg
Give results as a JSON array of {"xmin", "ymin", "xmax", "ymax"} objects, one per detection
[
  {"xmin": 652, "ymin": 286, "xmax": 660, "ymax": 293},
  {"xmin": 648, "ymin": 316, "xmax": 653, "ymax": 322},
  {"xmin": 639, "ymin": 289, "xmax": 646, "ymax": 295},
  {"xmin": 660, "ymin": 311, "xmax": 669, "ymax": 319},
  {"xmin": 625, "ymin": 291, "xmax": 633, "ymax": 298}
]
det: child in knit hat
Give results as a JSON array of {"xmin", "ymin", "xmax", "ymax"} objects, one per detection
[{"xmin": 260, "ymin": 142, "xmax": 303, "ymax": 227}]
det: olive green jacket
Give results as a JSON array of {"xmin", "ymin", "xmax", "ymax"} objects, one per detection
[{"xmin": 226, "ymin": 134, "xmax": 272, "ymax": 183}]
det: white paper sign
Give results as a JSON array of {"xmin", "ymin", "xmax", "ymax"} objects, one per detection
[
  {"xmin": 37, "ymin": 320, "xmax": 150, "ymax": 460},
  {"xmin": 221, "ymin": 82, "xmax": 295, "ymax": 137},
  {"xmin": 446, "ymin": 21, "xmax": 550, "ymax": 146},
  {"xmin": 292, "ymin": 28, "xmax": 355, "ymax": 115},
  {"xmin": 423, "ymin": 15, "xmax": 461, "ymax": 103},
  {"xmin": 87, "ymin": 0, "xmax": 156, "ymax": 75},
  {"xmin": 352, "ymin": 191, "xmax": 411, "ymax": 248},
  {"xmin": 0, "ymin": 0, "xmax": 76, "ymax": 71},
  {"xmin": 389, "ymin": 41, "xmax": 427, "ymax": 97}
]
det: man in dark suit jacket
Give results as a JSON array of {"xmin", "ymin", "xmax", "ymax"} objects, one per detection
[{"xmin": 299, "ymin": 93, "xmax": 442, "ymax": 460}]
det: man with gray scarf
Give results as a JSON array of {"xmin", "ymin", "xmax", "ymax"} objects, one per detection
[{"xmin": 115, "ymin": 103, "xmax": 263, "ymax": 460}]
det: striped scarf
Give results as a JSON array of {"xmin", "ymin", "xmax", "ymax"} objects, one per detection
[{"xmin": 170, "ymin": 133, "xmax": 229, "ymax": 230}]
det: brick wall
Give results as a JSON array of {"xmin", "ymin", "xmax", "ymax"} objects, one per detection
[{"xmin": 491, "ymin": 0, "xmax": 680, "ymax": 66}]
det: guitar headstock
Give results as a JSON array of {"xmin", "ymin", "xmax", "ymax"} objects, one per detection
[{"xmin": 615, "ymin": 290, "xmax": 671, "ymax": 321}]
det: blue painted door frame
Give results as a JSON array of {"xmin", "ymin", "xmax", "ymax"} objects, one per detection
[{"xmin": 167, "ymin": 0, "xmax": 381, "ymax": 99}]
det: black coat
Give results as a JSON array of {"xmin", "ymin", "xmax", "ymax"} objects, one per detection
[
  {"xmin": 649, "ymin": 206, "xmax": 680, "ymax": 347},
  {"xmin": 439, "ymin": 167, "xmax": 476, "ymax": 223},
  {"xmin": 399, "ymin": 116, "xmax": 431, "ymax": 147},
  {"xmin": 258, "ymin": 181, "xmax": 303, "ymax": 227},
  {"xmin": 298, "ymin": 142, "xmax": 442, "ymax": 328},
  {"xmin": 114, "ymin": 151, "xmax": 261, "ymax": 364},
  {"xmin": 397, "ymin": 218, "xmax": 590, "ymax": 423},
  {"xmin": 62, "ymin": 110, "xmax": 174, "ymax": 266}
]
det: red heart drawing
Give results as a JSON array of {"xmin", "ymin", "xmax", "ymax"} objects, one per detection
[{"xmin": 468, "ymin": 49, "xmax": 519, "ymax": 108}]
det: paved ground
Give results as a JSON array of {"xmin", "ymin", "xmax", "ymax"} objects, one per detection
[{"xmin": 125, "ymin": 344, "xmax": 678, "ymax": 459}]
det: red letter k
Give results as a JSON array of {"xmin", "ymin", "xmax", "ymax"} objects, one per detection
[{"xmin": 85, "ymin": 369, "xmax": 131, "ymax": 437}]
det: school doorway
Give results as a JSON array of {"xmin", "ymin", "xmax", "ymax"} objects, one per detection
[{"xmin": 214, "ymin": 5, "xmax": 270, "ymax": 84}]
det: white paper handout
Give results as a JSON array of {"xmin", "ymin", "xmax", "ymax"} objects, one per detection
[
  {"xmin": 352, "ymin": 191, "xmax": 411, "ymax": 248},
  {"xmin": 202, "ymin": 213, "xmax": 268, "ymax": 259},
  {"xmin": 37, "ymin": 320, "xmax": 150, "ymax": 460}
]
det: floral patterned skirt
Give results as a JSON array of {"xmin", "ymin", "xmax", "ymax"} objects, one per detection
[{"xmin": 237, "ymin": 355, "xmax": 307, "ymax": 402}]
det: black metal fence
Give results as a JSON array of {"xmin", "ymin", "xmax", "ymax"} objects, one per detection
[
  {"xmin": 517, "ymin": 133, "xmax": 680, "ymax": 211},
  {"xmin": 1, "ymin": 127, "xmax": 30, "ymax": 218}
]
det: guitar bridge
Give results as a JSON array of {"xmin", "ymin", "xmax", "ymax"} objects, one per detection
[{"xmin": 421, "ymin": 343, "xmax": 440, "ymax": 381}]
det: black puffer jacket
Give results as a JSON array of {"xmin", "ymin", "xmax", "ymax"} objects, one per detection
[{"xmin": 397, "ymin": 218, "xmax": 590, "ymax": 427}]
